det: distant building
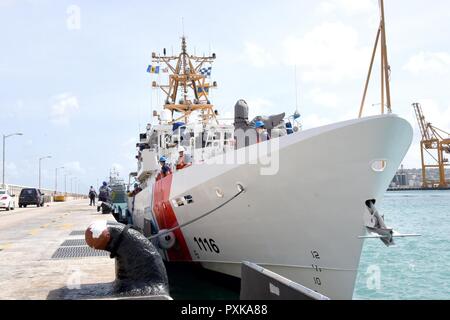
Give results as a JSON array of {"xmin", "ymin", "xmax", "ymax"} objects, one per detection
[
  {"xmin": 391, "ymin": 165, "xmax": 408, "ymax": 187},
  {"xmin": 390, "ymin": 166, "xmax": 450, "ymax": 188},
  {"xmin": 392, "ymin": 172, "xmax": 407, "ymax": 186}
]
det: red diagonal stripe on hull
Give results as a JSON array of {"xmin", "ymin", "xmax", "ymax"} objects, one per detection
[{"xmin": 153, "ymin": 174, "xmax": 192, "ymax": 261}]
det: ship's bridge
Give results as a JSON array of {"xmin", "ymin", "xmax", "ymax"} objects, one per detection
[{"xmin": 135, "ymin": 121, "xmax": 235, "ymax": 181}]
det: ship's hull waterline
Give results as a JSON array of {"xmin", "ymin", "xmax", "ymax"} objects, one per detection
[{"xmin": 131, "ymin": 114, "xmax": 413, "ymax": 300}]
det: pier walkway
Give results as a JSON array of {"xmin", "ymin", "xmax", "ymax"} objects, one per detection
[{"xmin": 0, "ymin": 200, "xmax": 115, "ymax": 299}]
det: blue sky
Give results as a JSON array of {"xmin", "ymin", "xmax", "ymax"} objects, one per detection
[{"xmin": 1, "ymin": 0, "xmax": 450, "ymax": 191}]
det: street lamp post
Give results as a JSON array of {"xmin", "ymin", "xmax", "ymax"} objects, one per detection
[
  {"xmin": 75, "ymin": 178, "xmax": 79, "ymax": 197},
  {"xmin": 74, "ymin": 180, "xmax": 78, "ymax": 197},
  {"xmin": 2, "ymin": 133, "xmax": 23, "ymax": 188},
  {"xmin": 64, "ymin": 173, "xmax": 70, "ymax": 195},
  {"xmin": 38, "ymin": 156, "xmax": 52, "ymax": 190},
  {"xmin": 55, "ymin": 166, "xmax": 64, "ymax": 194},
  {"xmin": 70, "ymin": 177, "xmax": 76, "ymax": 195}
]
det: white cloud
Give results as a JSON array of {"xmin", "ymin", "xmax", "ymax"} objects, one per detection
[
  {"xmin": 412, "ymin": 99, "xmax": 450, "ymax": 134},
  {"xmin": 0, "ymin": 0, "xmax": 45, "ymax": 7},
  {"xmin": 0, "ymin": 0, "xmax": 17, "ymax": 7},
  {"xmin": 403, "ymin": 51, "xmax": 450, "ymax": 75},
  {"xmin": 244, "ymin": 42, "xmax": 275, "ymax": 68},
  {"xmin": 5, "ymin": 99, "xmax": 25, "ymax": 119},
  {"xmin": 301, "ymin": 114, "xmax": 333, "ymax": 130},
  {"xmin": 283, "ymin": 22, "xmax": 371, "ymax": 83},
  {"xmin": 5, "ymin": 161, "xmax": 19, "ymax": 179},
  {"xmin": 122, "ymin": 137, "xmax": 137, "ymax": 148},
  {"xmin": 63, "ymin": 161, "xmax": 85, "ymax": 175},
  {"xmin": 17, "ymin": 99, "xmax": 24, "ymax": 108},
  {"xmin": 246, "ymin": 98, "xmax": 274, "ymax": 119},
  {"xmin": 317, "ymin": 0, "xmax": 378, "ymax": 16},
  {"xmin": 307, "ymin": 88, "xmax": 339, "ymax": 108},
  {"xmin": 50, "ymin": 93, "xmax": 80, "ymax": 126}
]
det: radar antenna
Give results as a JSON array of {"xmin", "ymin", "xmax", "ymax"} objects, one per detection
[{"xmin": 151, "ymin": 37, "xmax": 218, "ymax": 124}]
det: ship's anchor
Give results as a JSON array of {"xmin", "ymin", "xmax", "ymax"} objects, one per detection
[
  {"xmin": 149, "ymin": 185, "xmax": 246, "ymax": 250},
  {"xmin": 359, "ymin": 200, "xmax": 421, "ymax": 247}
]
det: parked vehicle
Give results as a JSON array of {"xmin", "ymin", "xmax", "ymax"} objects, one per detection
[
  {"xmin": 0, "ymin": 189, "xmax": 15, "ymax": 211},
  {"xmin": 19, "ymin": 188, "xmax": 45, "ymax": 208}
]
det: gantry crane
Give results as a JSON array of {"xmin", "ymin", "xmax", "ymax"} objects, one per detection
[{"xmin": 413, "ymin": 103, "xmax": 450, "ymax": 188}]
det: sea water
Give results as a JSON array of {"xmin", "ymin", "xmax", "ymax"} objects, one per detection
[
  {"xmin": 353, "ymin": 190, "xmax": 450, "ymax": 300},
  {"xmin": 170, "ymin": 190, "xmax": 450, "ymax": 300}
]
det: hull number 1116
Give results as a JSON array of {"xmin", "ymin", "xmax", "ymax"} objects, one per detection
[{"xmin": 193, "ymin": 237, "xmax": 220, "ymax": 254}]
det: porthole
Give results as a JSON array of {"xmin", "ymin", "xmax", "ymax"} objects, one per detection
[{"xmin": 371, "ymin": 160, "xmax": 387, "ymax": 172}]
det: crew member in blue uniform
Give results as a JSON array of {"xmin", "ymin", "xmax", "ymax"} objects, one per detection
[
  {"xmin": 159, "ymin": 156, "xmax": 172, "ymax": 178},
  {"xmin": 255, "ymin": 121, "xmax": 270, "ymax": 143}
]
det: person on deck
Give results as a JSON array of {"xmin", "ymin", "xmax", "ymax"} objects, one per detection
[
  {"xmin": 159, "ymin": 156, "xmax": 172, "ymax": 178},
  {"xmin": 176, "ymin": 146, "xmax": 192, "ymax": 170},
  {"xmin": 255, "ymin": 121, "xmax": 270, "ymax": 143}
]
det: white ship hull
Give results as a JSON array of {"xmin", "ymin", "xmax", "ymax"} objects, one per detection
[{"xmin": 131, "ymin": 114, "xmax": 413, "ymax": 300}]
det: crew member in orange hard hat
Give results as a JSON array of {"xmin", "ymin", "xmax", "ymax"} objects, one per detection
[{"xmin": 176, "ymin": 146, "xmax": 192, "ymax": 170}]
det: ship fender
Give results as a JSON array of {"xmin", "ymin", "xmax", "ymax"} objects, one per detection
[
  {"xmin": 85, "ymin": 221, "xmax": 169, "ymax": 296},
  {"xmin": 157, "ymin": 229, "xmax": 176, "ymax": 250}
]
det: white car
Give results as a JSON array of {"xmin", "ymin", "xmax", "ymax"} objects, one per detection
[{"xmin": 0, "ymin": 189, "xmax": 15, "ymax": 211}]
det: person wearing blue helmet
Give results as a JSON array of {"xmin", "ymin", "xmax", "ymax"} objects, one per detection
[
  {"xmin": 98, "ymin": 181, "xmax": 111, "ymax": 202},
  {"xmin": 255, "ymin": 120, "xmax": 270, "ymax": 142},
  {"xmin": 159, "ymin": 156, "xmax": 172, "ymax": 178},
  {"xmin": 255, "ymin": 121, "xmax": 265, "ymax": 129}
]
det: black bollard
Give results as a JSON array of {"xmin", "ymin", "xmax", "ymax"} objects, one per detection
[{"xmin": 85, "ymin": 221, "xmax": 169, "ymax": 297}]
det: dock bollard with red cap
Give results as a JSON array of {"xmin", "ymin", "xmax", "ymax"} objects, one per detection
[{"xmin": 85, "ymin": 220, "xmax": 169, "ymax": 297}]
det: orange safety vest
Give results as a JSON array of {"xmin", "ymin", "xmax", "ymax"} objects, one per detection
[{"xmin": 176, "ymin": 155, "xmax": 186, "ymax": 170}]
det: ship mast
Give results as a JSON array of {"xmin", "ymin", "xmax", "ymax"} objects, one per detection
[
  {"xmin": 358, "ymin": 0, "xmax": 392, "ymax": 118},
  {"xmin": 151, "ymin": 37, "xmax": 218, "ymax": 124}
]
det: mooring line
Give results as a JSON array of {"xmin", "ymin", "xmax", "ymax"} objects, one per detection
[{"xmin": 148, "ymin": 187, "xmax": 245, "ymax": 241}]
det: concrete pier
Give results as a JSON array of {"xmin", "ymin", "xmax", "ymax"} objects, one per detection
[{"xmin": 0, "ymin": 200, "xmax": 115, "ymax": 299}]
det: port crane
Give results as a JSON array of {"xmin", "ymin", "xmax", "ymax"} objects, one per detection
[{"xmin": 413, "ymin": 102, "xmax": 450, "ymax": 188}]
